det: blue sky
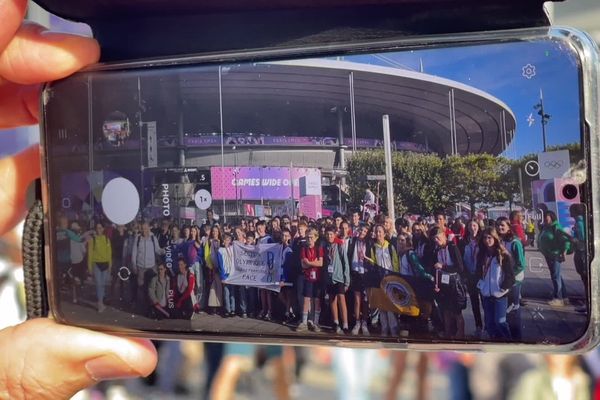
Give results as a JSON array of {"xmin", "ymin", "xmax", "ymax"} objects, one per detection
[{"xmin": 343, "ymin": 39, "xmax": 582, "ymax": 159}]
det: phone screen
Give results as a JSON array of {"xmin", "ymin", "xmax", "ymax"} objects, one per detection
[{"xmin": 43, "ymin": 34, "xmax": 591, "ymax": 345}]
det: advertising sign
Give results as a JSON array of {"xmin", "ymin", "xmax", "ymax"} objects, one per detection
[
  {"xmin": 538, "ymin": 150, "xmax": 570, "ymax": 180},
  {"xmin": 211, "ymin": 167, "xmax": 321, "ymax": 200}
]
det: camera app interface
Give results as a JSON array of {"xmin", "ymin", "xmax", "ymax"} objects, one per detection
[{"xmin": 45, "ymin": 37, "xmax": 590, "ymax": 344}]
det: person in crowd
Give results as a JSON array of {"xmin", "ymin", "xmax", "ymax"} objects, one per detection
[
  {"xmin": 395, "ymin": 217, "xmax": 412, "ymax": 242},
  {"xmin": 538, "ymin": 211, "xmax": 572, "ymax": 307},
  {"xmin": 234, "ymin": 225, "xmax": 246, "ymax": 243},
  {"xmin": 206, "ymin": 208, "xmax": 217, "ymax": 225},
  {"xmin": 131, "ymin": 221, "xmax": 163, "ymax": 312},
  {"xmin": 109, "ymin": 224, "xmax": 127, "ymax": 304},
  {"xmin": 351, "ymin": 210, "xmax": 362, "ymax": 236},
  {"xmin": 462, "ymin": 219, "xmax": 484, "ymax": 337},
  {"xmin": 278, "ymin": 228, "xmax": 296, "ymax": 323},
  {"xmin": 367, "ymin": 224, "xmax": 400, "ymax": 337},
  {"xmin": 396, "ymin": 232, "xmax": 434, "ymax": 336},
  {"xmin": 148, "ymin": 263, "xmax": 172, "ymax": 319},
  {"xmin": 412, "ymin": 222, "xmax": 431, "ymax": 266},
  {"xmin": 339, "ymin": 220, "xmax": 352, "ymax": 245},
  {"xmin": 348, "ymin": 223, "xmax": 371, "ymax": 335},
  {"xmin": 68, "ymin": 221, "xmax": 89, "ymax": 304},
  {"xmin": 88, "ymin": 222, "xmax": 113, "ymax": 313},
  {"xmin": 170, "ymin": 225, "xmax": 184, "ymax": 247},
  {"xmin": 497, "ymin": 216, "xmax": 526, "ymax": 339},
  {"xmin": 256, "ymin": 221, "xmax": 274, "ymax": 320},
  {"xmin": 451, "ymin": 218, "xmax": 465, "ymax": 242},
  {"xmin": 181, "ymin": 225, "xmax": 191, "ymax": 244},
  {"xmin": 281, "ymin": 215, "xmax": 291, "ymax": 231},
  {"xmin": 200, "ymin": 223, "xmax": 211, "ymax": 245},
  {"xmin": 175, "ymin": 258, "xmax": 196, "ymax": 320},
  {"xmin": 323, "ymin": 226, "xmax": 351, "ymax": 334},
  {"xmin": 156, "ymin": 218, "xmax": 171, "ymax": 248},
  {"xmin": 435, "ymin": 213, "xmax": 457, "ymax": 244},
  {"xmin": 121, "ymin": 222, "xmax": 140, "ymax": 307},
  {"xmin": 206, "ymin": 225, "xmax": 224, "ymax": 314},
  {"xmin": 291, "ymin": 221, "xmax": 308, "ymax": 321},
  {"xmin": 570, "ymin": 203, "xmax": 587, "ymax": 313},
  {"xmin": 476, "ymin": 227, "xmax": 515, "ymax": 340},
  {"xmin": 430, "ymin": 226, "xmax": 465, "ymax": 339},
  {"xmin": 526, "ymin": 217, "xmax": 536, "ymax": 247},
  {"xmin": 364, "ymin": 187, "xmax": 376, "ymax": 204},
  {"xmin": 218, "ymin": 233, "xmax": 236, "ymax": 317},
  {"xmin": 56, "ymin": 215, "xmax": 74, "ymax": 285},
  {"xmin": 243, "ymin": 231, "xmax": 258, "ymax": 317},
  {"xmin": 271, "ymin": 216, "xmax": 281, "ymax": 233},
  {"xmin": 297, "ymin": 228, "xmax": 324, "ymax": 332},
  {"xmin": 509, "ymin": 210, "xmax": 528, "ymax": 247},
  {"xmin": 383, "ymin": 216, "xmax": 396, "ymax": 242},
  {"xmin": 178, "ymin": 225, "xmax": 204, "ymax": 312}
]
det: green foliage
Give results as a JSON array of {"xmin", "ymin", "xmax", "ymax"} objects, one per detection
[
  {"xmin": 347, "ymin": 151, "xmax": 451, "ymax": 216},
  {"xmin": 345, "ymin": 142, "xmax": 580, "ymax": 217},
  {"xmin": 442, "ymin": 154, "xmax": 514, "ymax": 212}
]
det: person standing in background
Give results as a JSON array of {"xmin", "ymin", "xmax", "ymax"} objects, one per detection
[
  {"xmin": 476, "ymin": 227, "xmax": 514, "ymax": 340},
  {"xmin": 131, "ymin": 222, "xmax": 163, "ymax": 311},
  {"xmin": 497, "ymin": 216, "xmax": 526, "ymax": 340},
  {"xmin": 538, "ymin": 211, "xmax": 572, "ymax": 307},
  {"xmin": 509, "ymin": 210, "xmax": 528, "ymax": 247},
  {"xmin": 110, "ymin": 224, "xmax": 127, "ymax": 305},
  {"xmin": 570, "ymin": 204, "xmax": 588, "ymax": 313},
  {"xmin": 87, "ymin": 222, "xmax": 112, "ymax": 312},
  {"xmin": 68, "ymin": 221, "xmax": 89, "ymax": 304},
  {"xmin": 462, "ymin": 219, "xmax": 484, "ymax": 338}
]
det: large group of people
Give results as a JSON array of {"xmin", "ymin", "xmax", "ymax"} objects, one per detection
[{"xmin": 55, "ymin": 205, "xmax": 586, "ymax": 342}]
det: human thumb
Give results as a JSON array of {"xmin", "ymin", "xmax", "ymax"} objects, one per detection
[{"xmin": 0, "ymin": 318, "xmax": 157, "ymax": 399}]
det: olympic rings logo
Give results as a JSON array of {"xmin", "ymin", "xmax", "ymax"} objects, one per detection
[{"xmin": 544, "ymin": 160, "xmax": 563, "ymax": 169}]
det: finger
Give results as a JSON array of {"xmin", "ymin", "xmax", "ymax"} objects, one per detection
[
  {"xmin": 0, "ymin": 21, "xmax": 100, "ymax": 85},
  {"xmin": 0, "ymin": 145, "xmax": 40, "ymax": 235},
  {"xmin": 0, "ymin": 81, "xmax": 38, "ymax": 129},
  {"xmin": 0, "ymin": 319, "xmax": 157, "ymax": 400},
  {"xmin": 0, "ymin": 0, "xmax": 27, "ymax": 54}
]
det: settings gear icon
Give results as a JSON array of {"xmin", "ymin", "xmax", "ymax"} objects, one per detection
[{"xmin": 522, "ymin": 63, "xmax": 536, "ymax": 79}]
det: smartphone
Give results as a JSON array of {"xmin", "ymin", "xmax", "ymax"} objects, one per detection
[{"xmin": 40, "ymin": 27, "xmax": 600, "ymax": 352}]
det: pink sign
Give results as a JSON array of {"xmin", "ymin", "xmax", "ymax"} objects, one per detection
[{"xmin": 211, "ymin": 167, "xmax": 321, "ymax": 200}]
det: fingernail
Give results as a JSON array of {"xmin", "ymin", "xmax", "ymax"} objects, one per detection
[
  {"xmin": 85, "ymin": 354, "xmax": 143, "ymax": 382},
  {"xmin": 39, "ymin": 29, "xmax": 91, "ymax": 41}
]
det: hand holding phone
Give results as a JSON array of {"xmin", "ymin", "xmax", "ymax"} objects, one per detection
[{"xmin": 0, "ymin": 5, "xmax": 158, "ymax": 398}]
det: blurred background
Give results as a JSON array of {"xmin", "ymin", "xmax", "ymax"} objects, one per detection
[{"xmin": 1, "ymin": 1, "xmax": 600, "ymax": 399}]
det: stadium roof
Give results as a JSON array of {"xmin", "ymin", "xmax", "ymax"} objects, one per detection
[{"xmin": 178, "ymin": 58, "xmax": 517, "ymax": 155}]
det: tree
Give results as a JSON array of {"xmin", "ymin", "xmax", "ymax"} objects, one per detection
[
  {"xmin": 346, "ymin": 150, "xmax": 452, "ymax": 216},
  {"xmin": 443, "ymin": 154, "xmax": 516, "ymax": 217}
]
